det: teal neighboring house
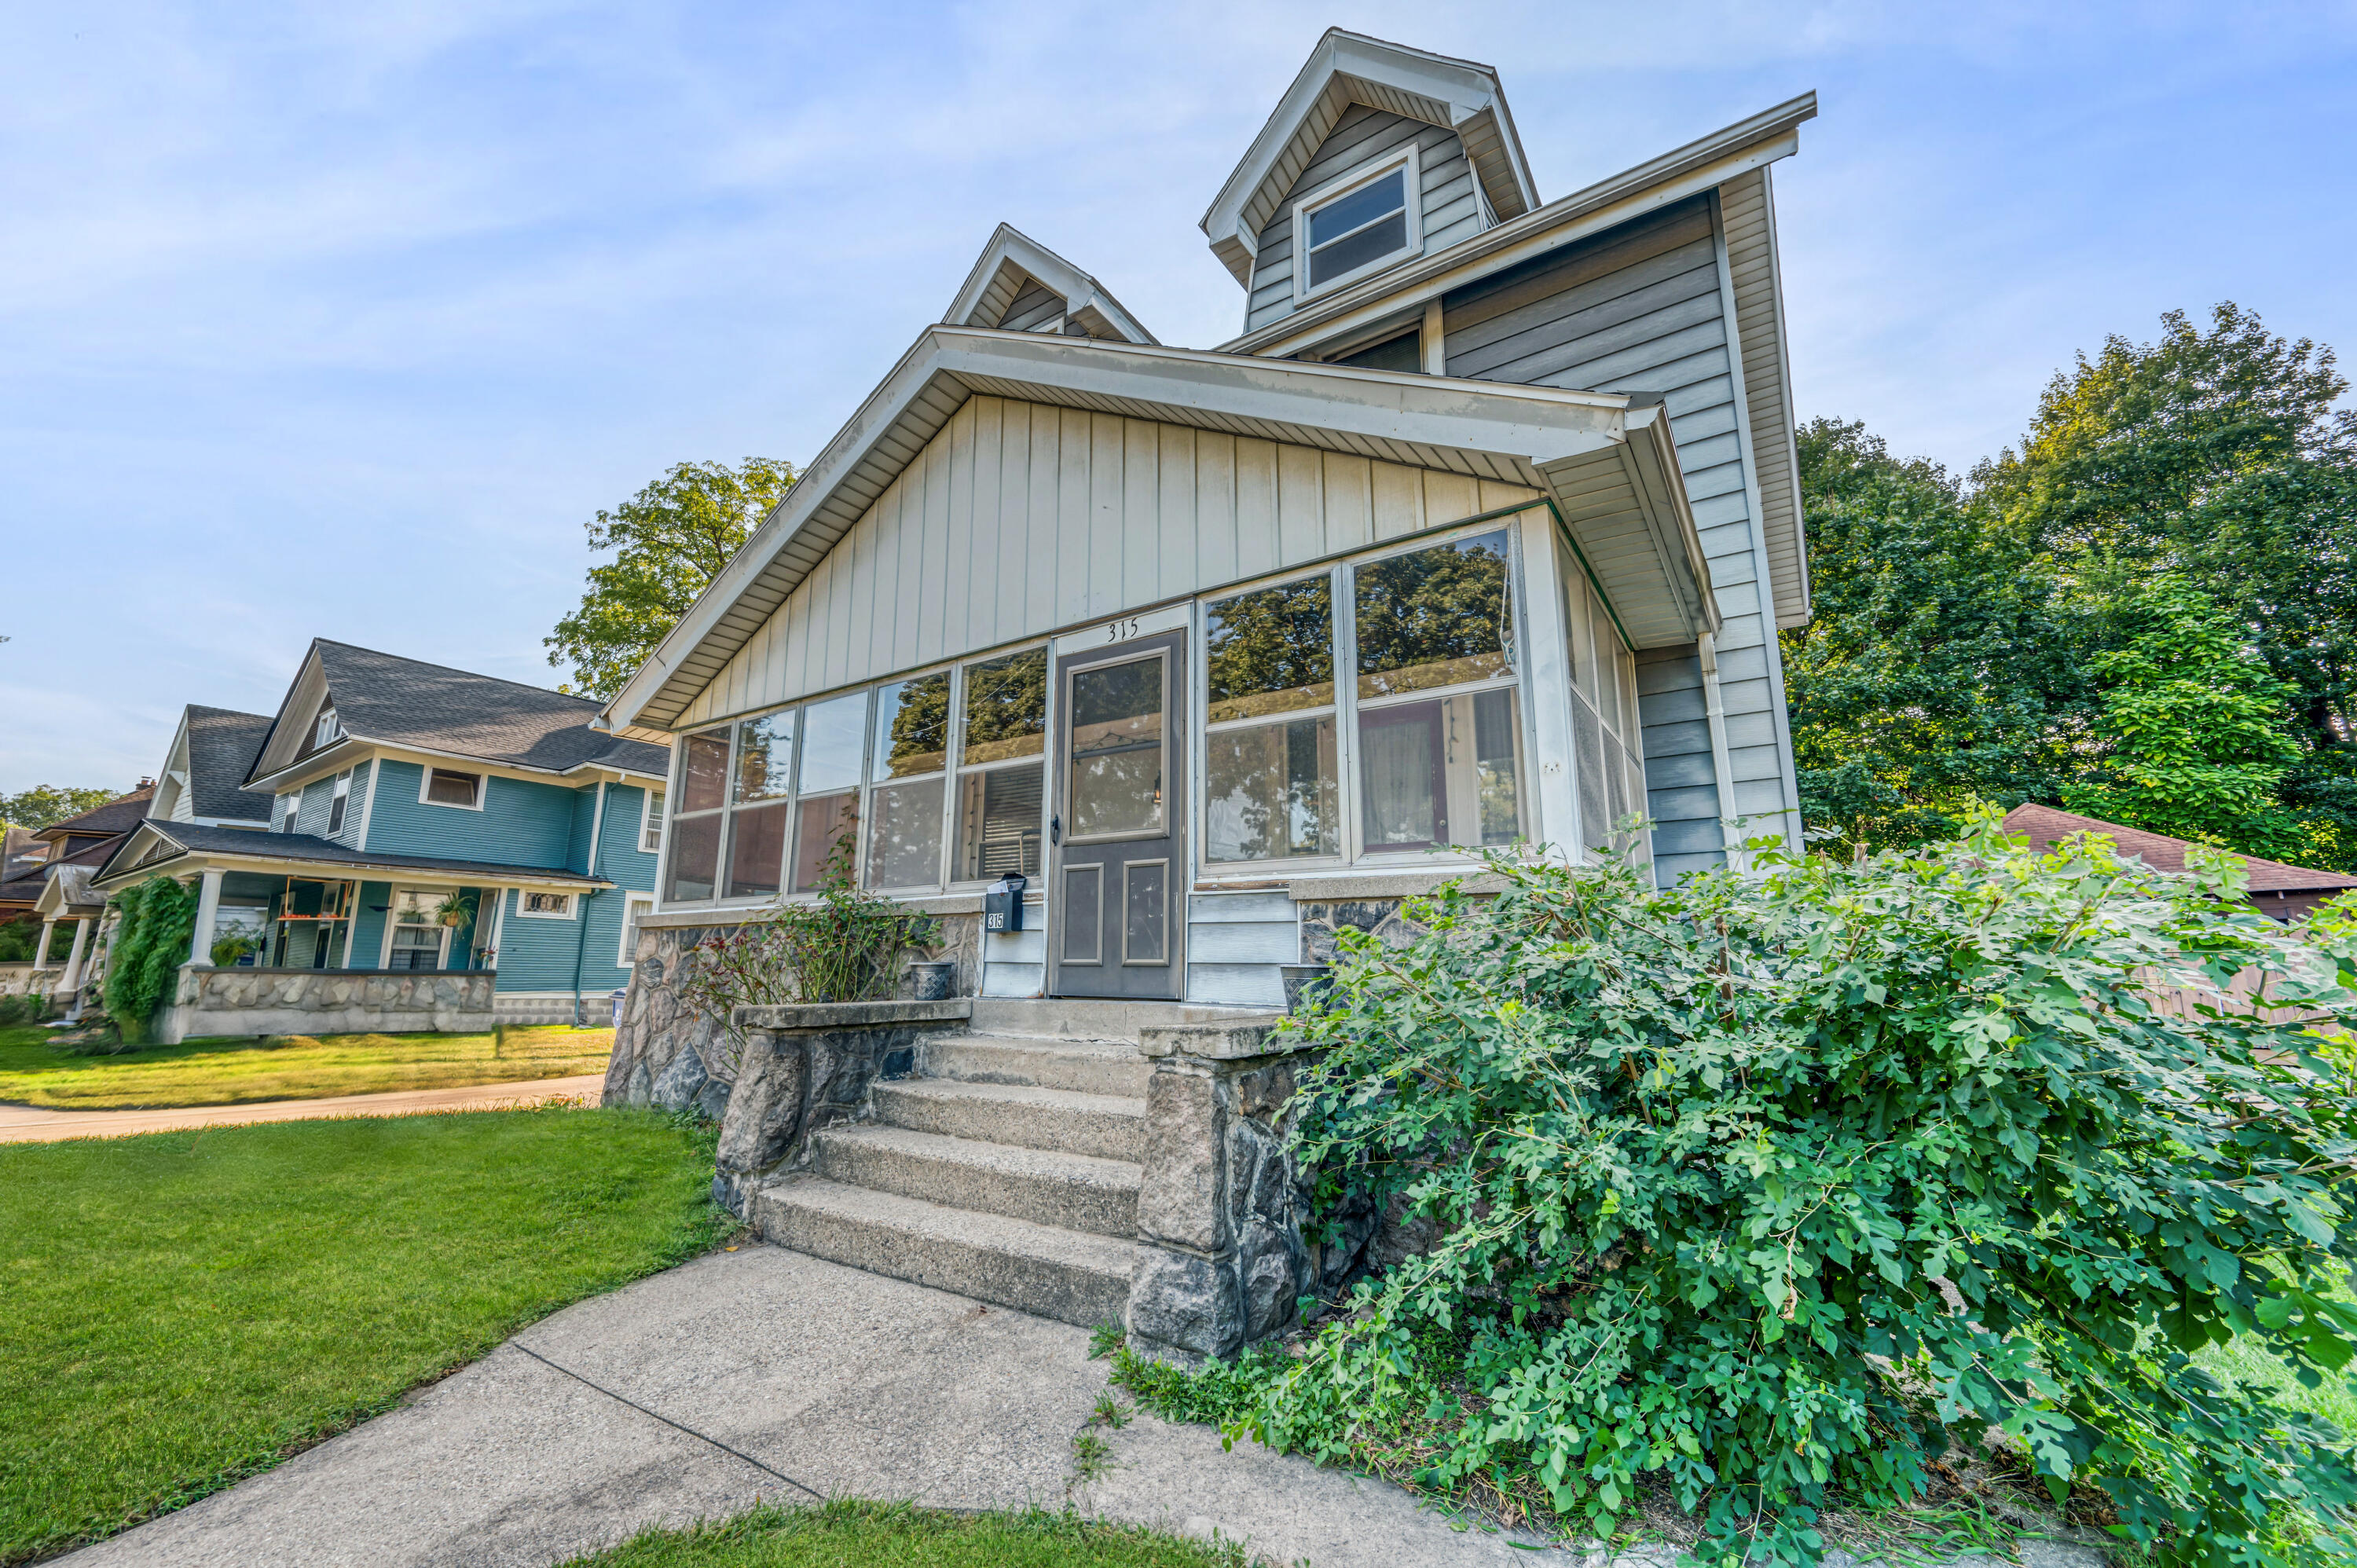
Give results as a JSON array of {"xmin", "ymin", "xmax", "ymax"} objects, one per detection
[{"xmin": 93, "ymin": 640, "xmax": 669, "ymax": 1039}]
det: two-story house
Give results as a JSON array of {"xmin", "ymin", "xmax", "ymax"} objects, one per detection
[
  {"xmin": 599, "ymin": 31, "xmax": 1815, "ymax": 1013},
  {"xmin": 93, "ymin": 640, "xmax": 669, "ymax": 1041}
]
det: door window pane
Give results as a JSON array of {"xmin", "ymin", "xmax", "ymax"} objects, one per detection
[
  {"xmin": 665, "ymin": 812, "xmax": 723, "ymax": 902},
  {"xmin": 1068, "ymin": 657, "xmax": 1164, "ymax": 840},
  {"xmin": 1354, "ymin": 530, "xmax": 1514, "ymax": 698},
  {"xmin": 733, "ymin": 712, "xmax": 795, "ymax": 804},
  {"xmin": 1205, "ymin": 579, "xmax": 1333, "ymax": 723},
  {"xmin": 680, "ymin": 730, "xmax": 729, "ymax": 814},
  {"xmin": 724, "ymin": 800, "xmax": 789, "ymax": 899},
  {"xmin": 874, "ymin": 673, "xmax": 950, "ymax": 779},
  {"xmin": 1204, "ymin": 717, "xmax": 1338, "ymax": 863},
  {"xmin": 797, "ymin": 693, "xmax": 867, "ymax": 795},
  {"xmin": 791, "ymin": 792, "xmax": 859, "ymax": 893},
  {"xmin": 1358, "ymin": 688, "xmax": 1523, "ymax": 853},
  {"xmin": 867, "ymin": 777, "xmax": 945, "ymax": 889},
  {"xmin": 962, "ymin": 648, "xmax": 1048, "ymax": 764},
  {"xmin": 955, "ymin": 763, "xmax": 1043, "ymax": 880}
]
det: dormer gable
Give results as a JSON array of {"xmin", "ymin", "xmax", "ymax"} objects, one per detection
[
  {"xmin": 944, "ymin": 225, "xmax": 1157, "ymax": 345},
  {"xmin": 1200, "ymin": 29, "xmax": 1536, "ymax": 321}
]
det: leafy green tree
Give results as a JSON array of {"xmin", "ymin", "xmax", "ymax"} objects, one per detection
[
  {"xmin": 545, "ymin": 458, "xmax": 797, "ymax": 700},
  {"xmin": 1780, "ymin": 420, "xmax": 2084, "ymax": 852},
  {"xmin": 2064, "ymin": 577, "xmax": 2303, "ymax": 854},
  {"xmin": 1, "ymin": 786, "xmax": 120, "ymax": 831}
]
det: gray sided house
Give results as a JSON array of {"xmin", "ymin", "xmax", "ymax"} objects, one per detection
[
  {"xmin": 604, "ymin": 30, "xmax": 1815, "ymax": 1011},
  {"xmin": 93, "ymin": 640, "xmax": 670, "ymax": 1041}
]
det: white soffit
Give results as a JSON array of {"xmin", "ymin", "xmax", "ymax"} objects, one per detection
[
  {"xmin": 1200, "ymin": 29, "xmax": 1538, "ymax": 287},
  {"xmin": 944, "ymin": 224, "xmax": 1158, "ymax": 346},
  {"xmin": 602, "ymin": 328, "xmax": 1719, "ymax": 734}
]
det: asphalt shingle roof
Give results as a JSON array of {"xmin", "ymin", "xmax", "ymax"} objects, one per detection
[
  {"xmin": 97, "ymin": 821, "xmax": 610, "ymax": 888},
  {"xmin": 183, "ymin": 705, "xmax": 274, "ymax": 822},
  {"xmin": 40, "ymin": 784, "xmax": 156, "ymax": 841},
  {"xmin": 264, "ymin": 641, "xmax": 669, "ymax": 782},
  {"xmin": 2002, "ymin": 803, "xmax": 2357, "ymax": 894}
]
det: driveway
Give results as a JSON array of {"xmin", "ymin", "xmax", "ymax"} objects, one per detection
[{"xmin": 0, "ymin": 1073, "xmax": 604, "ymax": 1143}]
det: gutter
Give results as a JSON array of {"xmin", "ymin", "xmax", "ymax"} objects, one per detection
[{"xmin": 571, "ymin": 782, "xmax": 607, "ymax": 1028}]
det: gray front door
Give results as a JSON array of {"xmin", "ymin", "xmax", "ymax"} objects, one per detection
[{"xmin": 1050, "ymin": 632, "xmax": 1185, "ymax": 1000}]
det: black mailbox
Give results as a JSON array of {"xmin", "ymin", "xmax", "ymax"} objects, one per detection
[{"xmin": 983, "ymin": 873, "xmax": 1028, "ymax": 933}]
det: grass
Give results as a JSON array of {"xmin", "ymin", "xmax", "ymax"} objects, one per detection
[
  {"xmin": 0, "ymin": 1105, "xmax": 728, "ymax": 1564},
  {"xmin": 563, "ymin": 1500, "xmax": 1248, "ymax": 1567},
  {"xmin": 0, "ymin": 1021, "xmax": 613, "ymax": 1109}
]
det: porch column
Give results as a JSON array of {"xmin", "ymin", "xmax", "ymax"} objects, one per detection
[
  {"xmin": 60, "ymin": 918, "xmax": 92, "ymax": 990},
  {"xmin": 31, "ymin": 919, "xmax": 56, "ymax": 971},
  {"xmin": 187, "ymin": 869, "xmax": 224, "ymax": 967}
]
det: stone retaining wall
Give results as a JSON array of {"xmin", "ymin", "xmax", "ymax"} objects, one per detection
[
  {"xmin": 0, "ymin": 964, "xmax": 61, "ymax": 999},
  {"xmin": 157, "ymin": 965, "xmax": 497, "ymax": 1043},
  {"xmin": 603, "ymin": 913, "xmax": 981, "ymax": 1117}
]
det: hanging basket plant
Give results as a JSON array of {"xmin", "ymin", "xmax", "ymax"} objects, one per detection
[{"xmin": 433, "ymin": 891, "xmax": 476, "ymax": 929}]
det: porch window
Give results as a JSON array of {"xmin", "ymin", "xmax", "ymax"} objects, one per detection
[
  {"xmin": 640, "ymin": 790, "xmax": 664, "ymax": 853},
  {"xmin": 1203, "ymin": 577, "xmax": 1340, "ymax": 863},
  {"xmin": 618, "ymin": 894, "xmax": 654, "ymax": 965},
  {"xmin": 1293, "ymin": 147, "xmax": 1420, "ymax": 301},
  {"xmin": 1352, "ymin": 530, "xmax": 1525, "ymax": 853},
  {"xmin": 662, "ymin": 728, "xmax": 729, "ymax": 902},
  {"xmin": 865, "ymin": 672, "xmax": 948, "ymax": 890},
  {"xmin": 725, "ymin": 710, "xmax": 794, "ymax": 899},
  {"xmin": 423, "ymin": 768, "xmax": 482, "ymax": 808},
  {"xmin": 791, "ymin": 691, "xmax": 868, "ymax": 892},
  {"xmin": 1560, "ymin": 542, "xmax": 1649, "ymax": 857},
  {"xmin": 954, "ymin": 647, "xmax": 1047, "ymax": 881},
  {"xmin": 325, "ymin": 771, "xmax": 350, "ymax": 835},
  {"xmin": 386, "ymin": 889, "xmax": 448, "ymax": 971}
]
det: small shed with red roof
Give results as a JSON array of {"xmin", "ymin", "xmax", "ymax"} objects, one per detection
[{"xmin": 2002, "ymin": 803, "xmax": 2357, "ymax": 922}]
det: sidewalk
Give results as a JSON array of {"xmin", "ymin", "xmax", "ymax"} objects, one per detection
[{"xmin": 0, "ymin": 1073, "xmax": 605, "ymax": 1143}]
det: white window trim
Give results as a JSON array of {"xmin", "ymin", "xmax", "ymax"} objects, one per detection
[
  {"xmin": 379, "ymin": 891, "xmax": 455, "ymax": 969},
  {"xmin": 639, "ymin": 787, "xmax": 664, "ymax": 854},
  {"xmin": 1291, "ymin": 143, "xmax": 1423, "ymax": 306},
  {"xmin": 515, "ymin": 890, "xmax": 577, "ymax": 920},
  {"xmin": 326, "ymin": 770, "xmax": 351, "ymax": 836},
  {"xmin": 419, "ymin": 766, "xmax": 486, "ymax": 811},
  {"xmin": 314, "ymin": 706, "xmax": 342, "ymax": 749},
  {"xmin": 618, "ymin": 893, "xmax": 654, "ymax": 965}
]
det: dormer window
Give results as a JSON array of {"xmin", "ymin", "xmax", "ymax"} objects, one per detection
[
  {"xmin": 1293, "ymin": 146, "xmax": 1421, "ymax": 302},
  {"xmin": 313, "ymin": 705, "xmax": 343, "ymax": 749}
]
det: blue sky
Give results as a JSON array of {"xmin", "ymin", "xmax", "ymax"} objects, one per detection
[{"xmin": 5, "ymin": 1, "xmax": 2354, "ymax": 791}]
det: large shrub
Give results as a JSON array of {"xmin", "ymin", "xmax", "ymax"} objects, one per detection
[
  {"xmin": 1249, "ymin": 813, "xmax": 2357, "ymax": 1566},
  {"xmin": 100, "ymin": 876, "xmax": 196, "ymax": 1042}
]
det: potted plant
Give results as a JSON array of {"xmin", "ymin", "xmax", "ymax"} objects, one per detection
[
  {"xmin": 433, "ymin": 891, "xmax": 476, "ymax": 929},
  {"xmin": 210, "ymin": 933, "xmax": 257, "ymax": 969}
]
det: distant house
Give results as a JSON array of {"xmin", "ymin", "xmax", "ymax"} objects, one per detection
[
  {"xmin": 4, "ymin": 784, "xmax": 156, "ymax": 1001},
  {"xmin": 2003, "ymin": 803, "xmax": 2357, "ymax": 922},
  {"xmin": 92, "ymin": 641, "xmax": 669, "ymax": 1040}
]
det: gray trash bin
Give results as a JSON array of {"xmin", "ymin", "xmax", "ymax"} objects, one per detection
[{"xmin": 610, "ymin": 988, "xmax": 630, "ymax": 1028}]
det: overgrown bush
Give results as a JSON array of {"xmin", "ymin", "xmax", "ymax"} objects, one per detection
[
  {"xmin": 101, "ymin": 876, "xmax": 196, "ymax": 1043},
  {"xmin": 1232, "ymin": 811, "xmax": 2357, "ymax": 1566}
]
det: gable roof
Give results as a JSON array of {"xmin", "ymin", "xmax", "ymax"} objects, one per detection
[
  {"xmin": 180, "ymin": 705, "xmax": 275, "ymax": 822},
  {"xmin": 247, "ymin": 640, "xmax": 670, "ymax": 789},
  {"xmin": 944, "ymin": 225, "xmax": 1157, "ymax": 346},
  {"xmin": 602, "ymin": 324, "xmax": 1716, "ymax": 733},
  {"xmin": 1200, "ymin": 29, "xmax": 1537, "ymax": 287},
  {"xmin": 2002, "ymin": 803, "xmax": 2357, "ymax": 895},
  {"xmin": 36, "ymin": 783, "xmax": 155, "ymax": 843}
]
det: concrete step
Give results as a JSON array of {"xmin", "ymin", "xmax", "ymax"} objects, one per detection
[
  {"xmin": 809, "ymin": 1123, "xmax": 1141, "ymax": 1237},
  {"xmin": 871, "ymin": 1079, "xmax": 1145, "ymax": 1163},
  {"xmin": 754, "ymin": 1176, "xmax": 1137, "ymax": 1328},
  {"xmin": 918, "ymin": 1032, "xmax": 1154, "ymax": 1097},
  {"xmin": 966, "ymin": 995, "xmax": 1277, "ymax": 1044}
]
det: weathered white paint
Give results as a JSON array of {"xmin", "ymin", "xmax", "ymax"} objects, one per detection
[
  {"xmin": 188, "ymin": 868, "xmax": 224, "ymax": 967},
  {"xmin": 675, "ymin": 395, "xmax": 1542, "ymax": 730}
]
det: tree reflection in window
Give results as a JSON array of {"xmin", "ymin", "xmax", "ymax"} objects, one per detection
[
  {"xmin": 961, "ymin": 648, "xmax": 1047, "ymax": 764},
  {"xmin": 1353, "ymin": 531, "xmax": 1515, "ymax": 698},
  {"xmin": 1206, "ymin": 578, "xmax": 1334, "ymax": 723}
]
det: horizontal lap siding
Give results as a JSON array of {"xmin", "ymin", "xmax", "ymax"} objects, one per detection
[
  {"xmin": 363, "ymin": 760, "xmax": 578, "ymax": 869},
  {"xmin": 1245, "ymin": 105, "xmax": 1479, "ymax": 336},
  {"xmin": 676, "ymin": 397, "xmax": 1541, "ymax": 727},
  {"xmin": 997, "ymin": 280, "xmax": 1064, "ymax": 333},
  {"xmin": 1444, "ymin": 192, "xmax": 1799, "ymax": 879},
  {"xmin": 493, "ymin": 888, "xmax": 596, "ymax": 995}
]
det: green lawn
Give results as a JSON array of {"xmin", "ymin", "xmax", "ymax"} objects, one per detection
[
  {"xmin": 0, "ymin": 1022, "xmax": 612, "ymax": 1109},
  {"xmin": 566, "ymin": 1501, "xmax": 1246, "ymax": 1567},
  {"xmin": 0, "ymin": 1107, "xmax": 727, "ymax": 1564}
]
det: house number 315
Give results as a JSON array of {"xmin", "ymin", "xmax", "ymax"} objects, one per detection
[{"xmin": 1103, "ymin": 616, "xmax": 1142, "ymax": 643}]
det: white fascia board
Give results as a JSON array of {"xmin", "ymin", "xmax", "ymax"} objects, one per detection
[
  {"xmin": 555, "ymin": 758, "xmax": 669, "ymax": 784},
  {"xmin": 944, "ymin": 224, "xmax": 1157, "ymax": 346},
  {"xmin": 244, "ymin": 735, "xmax": 374, "ymax": 797},
  {"xmin": 599, "ymin": 327, "xmax": 1637, "ymax": 733},
  {"xmin": 243, "ymin": 642, "xmax": 332, "ymax": 787},
  {"xmin": 1220, "ymin": 92, "xmax": 1817, "ymax": 359},
  {"xmin": 1200, "ymin": 29, "xmax": 1537, "ymax": 287},
  {"xmin": 90, "ymin": 824, "xmax": 613, "ymax": 896}
]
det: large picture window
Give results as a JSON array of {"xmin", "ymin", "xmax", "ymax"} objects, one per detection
[
  {"xmin": 662, "ymin": 728, "xmax": 729, "ymax": 903},
  {"xmin": 955, "ymin": 647, "xmax": 1047, "ymax": 881},
  {"xmin": 792, "ymin": 691, "xmax": 868, "ymax": 892},
  {"xmin": 725, "ymin": 710, "xmax": 794, "ymax": 899},
  {"xmin": 1203, "ymin": 576, "xmax": 1339, "ymax": 863},
  {"xmin": 866, "ymin": 672, "xmax": 949, "ymax": 890}
]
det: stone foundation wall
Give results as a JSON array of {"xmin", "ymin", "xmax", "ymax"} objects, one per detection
[
  {"xmin": 603, "ymin": 912, "xmax": 982, "ymax": 1118},
  {"xmin": 0, "ymin": 964, "xmax": 62, "ymax": 999},
  {"xmin": 159, "ymin": 965, "xmax": 497, "ymax": 1043}
]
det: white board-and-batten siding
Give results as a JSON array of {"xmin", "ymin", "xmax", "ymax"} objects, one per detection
[
  {"xmin": 1437, "ymin": 191, "xmax": 1801, "ymax": 879},
  {"xmin": 675, "ymin": 396, "xmax": 1543, "ymax": 731},
  {"xmin": 1246, "ymin": 104, "xmax": 1486, "ymax": 335}
]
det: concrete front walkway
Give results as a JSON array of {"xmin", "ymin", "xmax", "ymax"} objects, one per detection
[
  {"xmin": 62, "ymin": 1247, "xmax": 1563, "ymax": 1568},
  {"xmin": 0, "ymin": 1073, "xmax": 604, "ymax": 1143}
]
